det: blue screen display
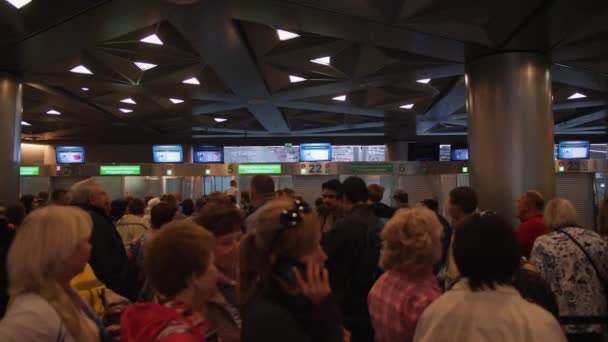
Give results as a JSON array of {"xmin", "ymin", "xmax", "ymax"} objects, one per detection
[
  {"xmin": 193, "ymin": 145, "xmax": 224, "ymax": 163},
  {"xmin": 300, "ymin": 143, "xmax": 332, "ymax": 162},
  {"xmin": 451, "ymin": 148, "xmax": 469, "ymax": 161},
  {"xmin": 558, "ymin": 141, "xmax": 590, "ymax": 160},
  {"xmin": 153, "ymin": 145, "xmax": 184, "ymax": 163},
  {"xmin": 55, "ymin": 146, "xmax": 85, "ymax": 164}
]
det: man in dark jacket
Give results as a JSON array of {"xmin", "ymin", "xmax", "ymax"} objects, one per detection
[
  {"xmin": 322, "ymin": 176, "xmax": 382, "ymax": 342},
  {"xmin": 70, "ymin": 178, "xmax": 136, "ymax": 301},
  {"xmin": 367, "ymin": 184, "xmax": 395, "ymax": 219}
]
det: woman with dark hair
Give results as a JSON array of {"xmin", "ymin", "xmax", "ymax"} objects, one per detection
[
  {"xmin": 132, "ymin": 203, "xmax": 177, "ymax": 301},
  {"xmin": 195, "ymin": 204, "xmax": 244, "ymax": 342},
  {"xmin": 0, "ymin": 204, "xmax": 26, "ymax": 318},
  {"xmin": 121, "ymin": 221, "xmax": 218, "ymax": 341},
  {"xmin": 19, "ymin": 195, "xmax": 38, "ymax": 214},
  {"xmin": 414, "ymin": 212, "xmax": 566, "ymax": 342},
  {"xmin": 181, "ymin": 199, "xmax": 195, "ymax": 216}
]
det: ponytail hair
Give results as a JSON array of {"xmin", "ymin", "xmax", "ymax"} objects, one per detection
[{"xmin": 239, "ymin": 199, "xmax": 320, "ymax": 305}]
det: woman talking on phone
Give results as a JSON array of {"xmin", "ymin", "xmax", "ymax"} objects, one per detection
[{"xmin": 240, "ymin": 199, "xmax": 344, "ymax": 342}]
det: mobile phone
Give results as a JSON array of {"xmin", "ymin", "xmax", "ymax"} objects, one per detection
[{"xmin": 273, "ymin": 255, "xmax": 306, "ymax": 286}]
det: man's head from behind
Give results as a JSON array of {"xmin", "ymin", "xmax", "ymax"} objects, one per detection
[
  {"xmin": 367, "ymin": 184, "xmax": 384, "ymax": 205},
  {"xmin": 341, "ymin": 177, "xmax": 368, "ymax": 211},
  {"xmin": 249, "ymin": 175, "xmax": 275, "ymax": 207},
  {"xmin": 70, "ymin": 178, "xmax": 105, "ymax": 209},
  {"xmin": 517, "ymin": 191, "xmax": 544, "ymax": 222},
  {"xmin": 321, "ymin": 179, "xmax": 341, "ymax": 210},
  {"xmin": 448, "ymin": 186, "xmax": 478, "ymax": 223}
]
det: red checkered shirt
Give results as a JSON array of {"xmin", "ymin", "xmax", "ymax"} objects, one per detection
[{"xmin": 368, "ymin": 270, "xmax": 441, "ymax": 342}]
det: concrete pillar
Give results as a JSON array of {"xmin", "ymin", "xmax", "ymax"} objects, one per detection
[
  {"xmin": 0, "ymin": 75, "xmax": 22, "ymax": 206},
  {"xmin": 386, "ymin": 141, "xmax": 408, "ymax": 161},
  {"xmin": 466, "ymin": 53, "xmax": 555, "ymax": 223}
]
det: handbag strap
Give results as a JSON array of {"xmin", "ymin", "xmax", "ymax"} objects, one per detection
[{"xmin": 557, "ymin": 228, "xmax": 607, "ymax": 289}]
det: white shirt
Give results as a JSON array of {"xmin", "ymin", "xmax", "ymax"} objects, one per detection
[
  {"xmin": 225, "ymin": 186, "xmax": 239, "ymax": 197},
  {"xmin": 414, "ymin": 280, "xmax": 567, "ymax": 342},
  {"xmin": 0, "ymin": 293, "xmax": 99, "ymax": 342}
]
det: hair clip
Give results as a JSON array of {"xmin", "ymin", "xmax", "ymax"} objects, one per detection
[{"xmin": 279, "ymin": 200, "xmax": 310, "ymax": 230}]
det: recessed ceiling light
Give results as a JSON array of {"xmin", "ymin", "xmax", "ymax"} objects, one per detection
[
  {"xmin": 21, "ymin": 121, "xmax": 31, "ymax": 126},
  {"xmin": 5, "ymin": 0, "xmax": 31, "ymax": 9},
  {"xmin": 214, "ymin": 117, "xmax": 228, "ymax": 123},
  {"xmin": 416, "ymin": 78, "xmax": 431, "ymax": 84},
  {"xmin": 134, "ymin": 62, "xmax": 157, "ymax": 71},
  {"xmin": 311, "ymin": 56, "xmax": 331, "ymax": 66},
  {"xmin": 120, "ymin": 98, "xmax": 137, "ymax": 104},
  {"xmin": 289, "ymin": 75, "xmax": 306, "ymax": 83},
  {"xmin": 70, "ymin": 65, "xmax": 93, "ymax": 75},
  {"xmin": 46, "ymin": 109, "xmax": 61, "ymax": 115},
  {"xmin": 568, "ymin": 92, "xmax": 586, "ymax": 100},
  {"xmin": 119, "ymin": 108, "xmax": 133, "ymax": 113},
  {"xmin": 81, "ymin": 87, "xmax": 90, "ymax": 91},
  {"xmin": 332, "ymin": 95, "xmax": 347, "ymax": 101},
  {"xmin": 140, "ymin": 34, "xmax": 163, "ymax": 45},
  {"xmin": 182, "ymin": 77, "xmax": 200, "ymax": 85},
  {"xmin": 169, "ymin": 98, "xmax": 184, "ymax": 104},
  {"xmin": 400, "ymin": 104, "xmax": 414, "ymax": 109},
  {"xmin": 277, "ymin": 29, "xmax": 300, "ymax": 41}
]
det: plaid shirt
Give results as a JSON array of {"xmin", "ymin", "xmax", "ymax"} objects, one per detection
[{"xmin": 368, "ymin": 270, "xmax": 441, "ymax": 342}]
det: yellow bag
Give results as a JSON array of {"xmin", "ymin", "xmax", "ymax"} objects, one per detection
[{"xmin": 70, "ymin": 263, "xmax": 106, "ymax": 316}]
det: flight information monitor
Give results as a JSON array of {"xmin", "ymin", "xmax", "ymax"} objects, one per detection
[
  {"xmin": 451, "ymin": 147, "xmax": 469, "ymax": 161},
  {"xmin": 193, "ymin": 145, "xmax": 224, "ymax": 163},
  {"xmin": 55, "ymin": 146, "xmax": 86, "ymax": 164},
  {"xmin": 558, "ymin": 141, "xmax": 590, "ymax": 160},
  {"xmin": 300, "ymin": 143, "xmax": 332, "ymax": 162},
  {"xmin": 153, "ymin": 145, "xmax": 184, "ymax": 163}
]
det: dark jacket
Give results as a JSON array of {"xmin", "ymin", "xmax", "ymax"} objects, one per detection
[
  {"xmin": 242, "ymin": 281, "xmax": 343, "ymax": 342},
  {"xmin": 0, "ymin": 221, "xmax": 15, "ymax": 318},
  {"xmin": 78, "ymin": 204, "xmax": 136, "ymax": 301},
  {"xmin": 371, "ymin": 202, "xmax": 395, "ymax": 219},
  {"xmin": 322, "ymin": 203, "xmax": 382, "ymax": 341},
  {"xmin": 434, "ymin": 213, "xmax": 452, "ymax": 274}
]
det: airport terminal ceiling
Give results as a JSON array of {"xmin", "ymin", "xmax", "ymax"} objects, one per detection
[{"xmin": 1, "ymin": 0, "xmax": 608, "ymax": 145}]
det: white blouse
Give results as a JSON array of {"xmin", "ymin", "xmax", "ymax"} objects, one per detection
[
  {"xmin": 414, "ymin": 280, "xmax": 567, "ymax": 342},
  {"xmin": 0, "ymin": 293, "xmax": 99, "ymax": 342}
]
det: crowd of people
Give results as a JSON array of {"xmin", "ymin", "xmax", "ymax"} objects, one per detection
[{"xmin": 0, "ymin": 176, "xmax": 607, "ymax": 342}]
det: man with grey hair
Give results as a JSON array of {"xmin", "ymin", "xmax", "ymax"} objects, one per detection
[
  {"xmin": 516, "ymin": 190, "xmax": 549, "ymax": 258},
  {"xmin": 70, "ymin": 178, "xmax": 136, "ymax": 300}
]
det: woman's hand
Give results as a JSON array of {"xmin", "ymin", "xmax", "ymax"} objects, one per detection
[{"xmin": 293, "ymin": 261, "xmax": 331, "ymax": 305}]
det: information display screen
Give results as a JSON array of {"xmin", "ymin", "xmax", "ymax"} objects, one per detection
[
  {"xmin": 299, "ymin": 143, "xmax": 332, "ymax": 162},
  {"xmin": 153, "ymin": 145, "xmax": 184, "ymax": 163},
  {"xmin": 56, "ymin": 146, "xmax": 85, "ymax": 164},
  {"xmin": 451, "ymin": 147, "xmax": 469, "ymax": 161},
  {"xmin": 558, "ymin": 141, "xmax": 590, "ymax": 160},
  {"xmin": 193, "ymin": 145, "xmax": 224, "ymax": 163}
]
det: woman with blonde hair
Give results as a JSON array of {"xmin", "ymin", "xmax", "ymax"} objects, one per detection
[
  {"xmin": 0, "ymin": 205, "xmax": 103, "ymax": 341},
  {"xmin": 240, "ymin": 199, "xmax": 343, "ymax": 342},
  {"xmin": 531, "ymin": 198, "xmax": 608, "ymax": 342},
  {"xmin": 368, "ymin": 207, "xmax": 442, "ymax": 342}
]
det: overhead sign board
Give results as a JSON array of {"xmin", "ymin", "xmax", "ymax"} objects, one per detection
[
  {"xmin": 349, "ymin": 163, "xmax": 394, "ymax": 174},
  {"xmin": 99, "ymin": 165, "xmax": 141, "ymax": 176},
  {"xmin": 20, "ymin": 166, "xmax": 40, "ymax": 176},
  {"xmin": 238, "ymin": 164, "xmax": 282, "ymax": 175}
]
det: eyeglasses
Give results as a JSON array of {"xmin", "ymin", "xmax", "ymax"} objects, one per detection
[{"xmin": 321, "ymin": 194, "xmax": 336, "ymax": 199}]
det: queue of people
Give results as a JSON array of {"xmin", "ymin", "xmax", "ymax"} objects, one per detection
[{"xmin": 0, "ymin": 176, "xmax": 606, "ymax": 342}]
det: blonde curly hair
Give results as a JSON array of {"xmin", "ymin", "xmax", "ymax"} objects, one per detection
[{"xmin": 379, "ymin": 207, "xmax": 442, "ymax": 277}]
